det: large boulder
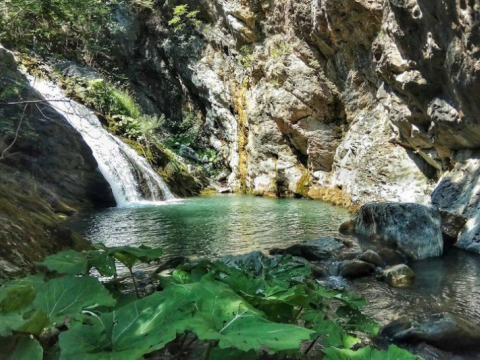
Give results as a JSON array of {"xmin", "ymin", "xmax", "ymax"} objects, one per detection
[
  {"xmin": 355, "ymin": 203, "xmax": 443, "ymax": 260},
  {"xmin": 381, "ymin": 313, "xmax": 480, "ymax": 352}
]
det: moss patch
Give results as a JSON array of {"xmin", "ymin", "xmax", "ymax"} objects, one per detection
[
  {"xmin": 308, "ymin": 184, "xmax": 360, "ymax": 212},
  {"xmin": 0, "ymin": 169, "xmax": 91, "ymax": 279},
  {"xmin": 295, "ymin": 170, "xmax": 311, "ymax": 198}
]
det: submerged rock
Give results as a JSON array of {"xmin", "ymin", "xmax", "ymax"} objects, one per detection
[
  {"xmin": 340, "ymin": 260, "xmax": 375, "ymax": 278},
  {"xmin": 382, "ymin": 313, "xmax": 480, "ymax": 351},
  {"xmin": 355, "ymin": 203, "xmax": 443, "ymax": 260},
  {"xmin": 380, "ymin": 264, "xmax": 415, "ymax": 288},
  {"xmin": 339, "ymin": 219, "xmax": 356, "ymax": 235},
  {"xmin": 269, "ymin": 237, "xmax": 346, "ymax": 261}
]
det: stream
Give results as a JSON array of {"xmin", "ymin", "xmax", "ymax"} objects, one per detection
[{"xmin": 68, "ymin": 194, "xmax": 480, "ymax": 330}]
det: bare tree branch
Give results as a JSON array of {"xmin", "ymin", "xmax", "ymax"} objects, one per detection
[
  {"xmin": 0, "ymin": 99, "xmax": 69, "ymax": 105},
  {"xmin": 0, "ymin": 104, "xmax": 27, "ymax": 161}
]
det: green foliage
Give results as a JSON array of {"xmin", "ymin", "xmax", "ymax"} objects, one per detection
[
  {"xmin": 0, "ymin": 335, "xmax": 43, "ymax": 360},
  {"xmin": 168, "ymin": 5, "xmax": 201, "ymax": 33},
  {"xmin": 37, "ymin": 250, "xmax": 89, "ymax": 275},
  {"xmin": 0, "ymin": 247, "xmax": 416, "ymax": 359},
  {"xmin": 63, "ymin": 76, "xmax": 165, "ymax": 142},
  {"xmin": 85, "ymin": 79, "xmax": 141, "ymax": 119},
  {"xmin": 239, "ymin": 45, "xmax": 255, "ymax": 69},
  {"xmin": 33, "ymin": 276, "xmax": 115, "ymax": 326},
  {"xmin": 59, "ymin": 286, "xmax": 195, "ymax": 359},
  {"xmin": 271, "ymin": 41, "xmax": 293, "ymax": 59},
  {"xmin": 97, "ymin": 243, "xmax": 164, "ymax": 269},
  {"xmin": 162, "ymin": 110, "xmax": 203, "ymax": 149},
  {"xmin": 0, "ymin": 0, "xmax": 116, "ymax": 55}
]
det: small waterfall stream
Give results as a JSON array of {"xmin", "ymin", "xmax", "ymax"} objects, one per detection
[{"xmin": 27, "ymin": 75, "xmax": 175, "ymax": 207}]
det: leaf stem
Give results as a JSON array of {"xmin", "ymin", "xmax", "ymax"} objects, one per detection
[
  {"xmin": 304, "ymin": 335, "xmax": 320, "ymax": 355},
  {"xmin": 183, "ymin": 336, "xmax": 197, "ymax": 351},
  {"xmin": 128, "ymin": 266, "xmax": 140, "ymax": 298},
  {"xmin": 205, "ymin": 340, "xmax": 215, "ymax": 360}
]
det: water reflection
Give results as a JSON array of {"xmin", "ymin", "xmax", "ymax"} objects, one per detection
[{"xmin": 349, "ymin": 249, "xmax": 480, "ymax": 326}]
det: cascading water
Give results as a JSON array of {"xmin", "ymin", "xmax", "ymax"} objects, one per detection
[{"xmin": 26, "ymin": 75, "xmax": 175, "ymax": 207}]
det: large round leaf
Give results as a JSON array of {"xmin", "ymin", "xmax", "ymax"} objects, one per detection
[{"xmin": 34, "ymin": 276, "xmax": 115, "ymax": 325}]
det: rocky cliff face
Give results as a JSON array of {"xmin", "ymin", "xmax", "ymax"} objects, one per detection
[{"xmin": 106, "ymin": 0, "xmax": 479, "ymax": 252}]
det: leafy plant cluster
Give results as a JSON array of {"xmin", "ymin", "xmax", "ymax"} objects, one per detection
[
  {"xmin": 161, "ymin": 109, "xmax": 204, "ymax": 150},
  {"xmin": 239, "ymin": 45, "xmax": 255, "ymax": 70},
  {"xmin": 0, "ymin": 0, "xmax": 118, "ymax": 56},
  {"xmin": 168, "ymin": 5, "xmax": 201, "ymax": 33},
  {"xmin": 0, "ymin": 245, "xmax": 417, "ymax": 359},
  {"xmin": 62, "ymin": 76, "xmax": 164, "ymax": 143},
  {"xmin": 271, "ymin": 41, "xmax": 293, "ymax": 59}
]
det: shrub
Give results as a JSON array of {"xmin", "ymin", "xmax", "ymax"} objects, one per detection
[
  {"xmin": 271, "ymin": 41, "xmax": 293, "ymax": 58},
  {"xmin": 168, "ymin": 4, "xmax": 201, "ymax": 33}
]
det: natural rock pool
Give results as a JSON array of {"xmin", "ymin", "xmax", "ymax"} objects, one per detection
[
  {"xmin": 68, "ymin": 195, "xmax": 351, "ymax": 259},
  {"xmin": 68, "ymin": 195, "xmax": 480, "ymax": 335}
]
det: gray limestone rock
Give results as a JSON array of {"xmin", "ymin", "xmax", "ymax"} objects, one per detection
[{"xmin": 355, "ymin": 203, "xmax": 443, "ymax": 260}]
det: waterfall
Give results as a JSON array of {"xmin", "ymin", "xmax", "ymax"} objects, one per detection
[{"xmin": 27, "ymin": 75, "xmax": 175, "ymax": 207}]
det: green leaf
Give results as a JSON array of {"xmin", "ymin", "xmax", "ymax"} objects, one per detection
[
  {"xmin": 0, "ymin": 276, "xmax": 47, "ymax": 336},
  {"xmin": 38, "ymin": 250, "xmax": 89, "ymax": 275},
  {"xmin": 178, "ymin": 277, "xmax": 314, "ymax": 353},
  {"xmin": 302, "ymin": 309, "xmax": 359, "ymax": 349},
  {"xmin": 0, "ymin": 335, "xmax": 43, "ymax": 360},
  {"xmin": 34, "ymin": 276, "xmax": 115, "ymax": 325},
  {"xmin": 336, "ymin": 306, "xmax": 379, "ymax": 336},
  {"xmin": 88, "ymin": 250, "xmax": 117, "ymax": 277},
  {"xmin": 323, "ymin": 345, "xmax": 417, "ymax": 360},
  {"xmin": 311, "ymin": 286, "xmax": 367, "ymax": 309},
  {"xmin": 98, "ymin": 244, "xmax": 163, "ymax": 269},
  {"xmin": 59, "ymin": 286, "xmax": 195, "ymax": 359}
]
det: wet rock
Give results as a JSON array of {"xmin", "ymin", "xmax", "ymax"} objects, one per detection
[
  {"xmin": 380, "ymin": 264, "xmax": 415, "ymax": 288},
  {"xmin": 356, "ymin": 203, "xmax": 443, "ymax": 260},
  {"xmin": 439, "ymin": 210, "xmax": 467, "ymax": 250},
  {"xmin": 382, "ymin": 313, "xmax": 480, "ymax": 352},
  {"xmin": 218, "ymin": 187, "xmax": 233, "ymax": 194},
  {"xmin": 378, "ymin": 248, "xmax": 407, "ymax": 266},
  {"xmin": 269, "ymin": 237, "xmax": 346, "ymax": 261},
  {"xmin": 412, "ymin": 343, "xmax": 451, "ymax": 360},
  {"xmin": 336, "ymin": 252, "xmax": 362, "ymax": 261},
  {"xmin": 340, "ymin": 260, "xmax": 375, "ymax": 278},
  {"xmin": 311, "ymin": 265, "xmax": 327, "ymax": 279},
  {"xmin": 339, "ymin": 219, "xmax": 356, "ymax": 235},
  {"xmin": 359, "ymin": 250, "xmax": 385, "ymax": 267},
  {"xmin": 432, "ymin": 151, "xmax": 480, "ymax": 254}
]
